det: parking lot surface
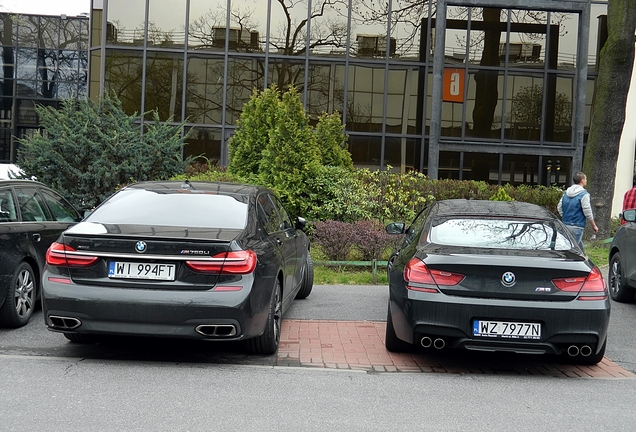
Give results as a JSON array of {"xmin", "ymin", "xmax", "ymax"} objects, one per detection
[{"xmin": 277, "ymin": 319, "xmax": 634, "ymax": 378}]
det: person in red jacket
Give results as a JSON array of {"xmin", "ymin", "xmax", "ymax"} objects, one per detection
[{"xmin": 621, "ymin": 173, "xmax": 636, "ymax": 224}]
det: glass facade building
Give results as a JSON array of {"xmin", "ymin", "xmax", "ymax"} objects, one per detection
[
  {"xmin": 2, "ymin": 0, "xmax": 609, "ymax": 187},
  {"xmin": 0, "ymin": 13, "xmax": 89, "ymax": 162}
]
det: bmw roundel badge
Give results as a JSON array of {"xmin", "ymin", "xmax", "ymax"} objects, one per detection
[
  {"xmin": 501, "ymin": 271, "xmax": 516, "ymax": 287},
  {"xmin": 135, "ymin": 241, "xmax": 147, "ymax": 253}
]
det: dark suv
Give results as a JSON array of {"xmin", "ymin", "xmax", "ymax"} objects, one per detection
[
  {"xmin": 609, "ymin": 209, "xmax": 636, "ymax": 302},
  {"xmin": 0, "ymin": 180, "xmax": 81, "ymax": 327}
]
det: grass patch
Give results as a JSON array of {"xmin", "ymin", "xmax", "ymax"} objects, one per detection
[
  {"xmin": 314, "ymin": 265, "xmax": 388, "ymax": 285},
  {"xmin": 585, "ymin": 244, "xmax": 610, "ymax": 268}
]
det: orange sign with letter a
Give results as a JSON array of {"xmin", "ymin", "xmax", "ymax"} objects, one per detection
[{"xmin": 443, "ymin": 68, "xmax": 465, "ymax": 103}]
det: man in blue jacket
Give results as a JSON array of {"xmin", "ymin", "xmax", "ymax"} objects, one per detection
[{"xmin": 557, "ymin": 172, "xmax": 599, "ymax": 249}]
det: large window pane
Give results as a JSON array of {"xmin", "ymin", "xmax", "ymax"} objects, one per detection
[
  {"xmin": 462, "ymin": 152, "xmax": 499, "ymax": 183},
  {"xmin": 268, "ymin": 0, "xmax": 309, "ymax": 56},
  {"xmin": 105, "ymin": 48, "xmax": 143, "ymax": 114},
  {"xmin": 306, "ymin": 63, "xmax": 335, "ymax": 118},
  {"xmin": 348, "ymin": 134, "xmax": 381, "ymax": 169},
  {"xmin": 349, "ymin": 0, "xmax": 389, "ymax": 60},
  {"xmin": 107, "ymin": 0, "xmax": 147, "ymax": 45},
  {"xmin": 16, "ymin": 48, "xmax": 37, "ymax": 81},
  {"xmin": 144, "ymin": 51, "xmax": 183, "ymax": 121},
  {"xmin": 190, "ymin": 0, "xmax": 265, "ymax": 53},
  {"xmin": 502, "ymin": 74, "xmax": 543, "ymax": 142},
  {"xmin": 148, "ymin": 0, "xmax": 186, "ymax": 48},
  {"xmin": 385, "ymin": 137, "xmax": 422, "ymax": 173},
  {"xmin": 345, "ymin": 64, "xmax": 384, "ymax": 133},
  {"xmin": 463, "ymin": 69, "xmax": 504, "ymax": 140},
  {"xmin": 308, "ymin": 0, "xmax": 348, "ymax": 56},
  {"xmin": 185, "ymin": 55, "xmax": 224, "ymax": 125},
  {"xmin": 502, "ymin": 154, "xmax": 539, "ymax": 186},
  {"xmin": 16, "ymin": 16, "xmax": 39, "ymax": 48},
  {"xmin": 184, "ymin": 127, "xmax": 222, "ymax": 163},
  {"xmin": 226, "ymin": 56, "xmax": 263, "ymax": 124},
  {"xmin": 268, "ymin": 58, "xmax": 304, "ymax": 93},
  {"xmin": 439, "ymin": 151, "xmax": 460, "ymax": 180}
]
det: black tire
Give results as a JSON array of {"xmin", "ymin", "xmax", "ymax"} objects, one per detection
[
  {"xmin": 609, "ymin": 253, "xmax": 636, "ymax": 303},
  {"xmin": 295, "ymin": 252, "xmax": 314, "ymax": 300},
  {"xmin": 64, "ymin": 333, "xmax": 98, "ymax": 344},
  {"xmin": 574, "ymin": 339, "xmax": 607, "ymax": 366},
  {"xmin": 246, "ymin": 279, "xmax": 282, "ymax": 355},
  {"xmin": 0, "ymin": 262, "xmax": 36, "ymax": 328},
  {"xmin": 385, "ymin": 305, "xmax": 412, "ymax": 353}
]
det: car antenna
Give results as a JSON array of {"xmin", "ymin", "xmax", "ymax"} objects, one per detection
[{"xmin": 181, "ymin": 180, "xmax": 194, "ymax": 190}]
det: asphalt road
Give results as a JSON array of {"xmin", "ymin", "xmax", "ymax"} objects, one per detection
[{"xmin": 2, "ymin": 275, "xmax": 636, "ymax": 431}]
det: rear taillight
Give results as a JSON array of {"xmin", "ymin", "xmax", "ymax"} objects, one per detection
[
  {"xmin": 186, "ymin": 250, "xmax": 257, "ymax": 275},
  {"xmin": 404, "ymin": 258, "xmax": 464, "ymax": 292},
  {"xmin": 46, "ymin": 242, "xmax": 99, "ymax": 267},
  {"xmin": 552, "ymin": 267, "xmax": 607, "ymax": 299}
]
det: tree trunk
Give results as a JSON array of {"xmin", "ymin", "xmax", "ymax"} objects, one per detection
[
  {"xmin": 472, "ymin": 8, "xmax": 501, "ymax": 137},
  {"xmin": 583, "ymin": 0, "xmax": 636, "ymax": 238}
]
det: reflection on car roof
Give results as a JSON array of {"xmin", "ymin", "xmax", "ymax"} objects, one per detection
[
  {"xmin": 126, "ymin": 181, "xmax": 264, "ymax": 196},
  {"xmin": 435, "ymin": 199, "xmax": 556, "ymax": 220}
]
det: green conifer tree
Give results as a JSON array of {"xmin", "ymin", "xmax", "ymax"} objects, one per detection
[{"xmin": 17, "ymin": 95, "xmax": 190, "ymax": 209}]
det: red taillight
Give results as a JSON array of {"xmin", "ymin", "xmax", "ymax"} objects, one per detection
[
  {"xmin": 552, "ymin": 276, "xmax": 584, "ymax": 292},
  {"xmin": 46, "ymin": 242, "xmax": 99, "ymax": 267},
  {"xmin": 213, "ymin": 286, "xmax": 243, "ymax": 291},
  {"xmin": 552, "ymin": 267, "xmax": 606, "ymax": 297},
  {"xmin": 404, "ymin": 258, "xmax": 464, "ymax": 292},
  {"xmin": 186, "ymin": 250, "xmax": 257, "ymax": 275},
  {"xmin": 47, "ymin": 277, "xmax": 71, "ymax": 284}
]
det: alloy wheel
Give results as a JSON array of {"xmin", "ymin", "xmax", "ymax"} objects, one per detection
[{"xmin": 14, "ymin": 267, "xmax": 35, "ymax": 319}]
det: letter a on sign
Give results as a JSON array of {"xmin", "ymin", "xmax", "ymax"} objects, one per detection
[{"xmin": 443, "ymin": 68, "xmax": 465, "ymax": 103}]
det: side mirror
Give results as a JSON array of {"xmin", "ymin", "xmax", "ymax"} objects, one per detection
[
  {"xmin": 386, "ymin": 222, "xmax": 406, "ymax": 235},
  {"xmin": 295, "ymin": 216, "xmax": 307, "ymax": 231},
  {"xmin": 623, "ymin": 209, "xmax": 636, "ymax": 223}
]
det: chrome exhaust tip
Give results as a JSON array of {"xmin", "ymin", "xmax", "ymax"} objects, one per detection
[
  {"xmin": 580, "ymin": 345, "xmax": 593, "ymax": 357},
  {"xmin": 433, "ymin": 338, "xmax": 446, "ymax": 349},
  {"xmin": 195, "ymin": 324, "xmax": 237, "ymax": 337},
  {"xmin": 420, "ymin": 336, "xmax": 432, "ymax": 348},
  {"xmin": 48, "ymin": 315, "xmax": 81, "ymax": 330},
  {"xmin": 567, "ymin": 345, "xmax": 580, "ymax": 357}
]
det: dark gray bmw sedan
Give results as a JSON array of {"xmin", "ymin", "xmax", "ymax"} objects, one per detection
[
  {"xmin": 42, "ymin": 181, "xmax": 313, "ymax": 354},
  {"xmin": 385, "ymin": 199, "xmax": 610, "ymax": 365}
]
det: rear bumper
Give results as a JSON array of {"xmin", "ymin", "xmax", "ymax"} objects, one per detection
[
  {"xmin": 390, "ymin": 291, "xmax": 610, "ymax": 356},
  {"xmin": 42, "ymin": 273, "xmax": 273, "ymax": 341}
]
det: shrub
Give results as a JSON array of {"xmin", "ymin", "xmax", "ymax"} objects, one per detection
[
  {"xmin": 17, "ymin": 95, "xmax": 190, "ymax": 210},
  {"xmin": 314, "ymin": 112, "xmax": 353, "ymax": 168},
  {"xmin": 351, "ymin": 220, "xmax": 402, "ymax": 261},
  {"xmin": 489, "ymin": 187, "xmax": 514, "ymax": 201},
  {"xmin": 227, "ymin": 87, "xmax": 281, "ymax": 178},
  {"xmin": 306, "ymin": 166, "xmax": 375, "ymax": 222},
  {"xmin": 311, "ymin": 220, "xmax": 357, "ymax": 261}
]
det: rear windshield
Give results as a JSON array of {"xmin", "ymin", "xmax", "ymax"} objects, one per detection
[
  {"xmin": 86, "ymin": 189, "xmax": 248, "ymax": 229},
  {"xmin": 430, "ymin": 217, "xmax": 574, "ymax": 250}
]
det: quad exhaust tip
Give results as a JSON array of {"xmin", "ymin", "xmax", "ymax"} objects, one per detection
[
  {"xmin": 48, "ymin": 316, "xmax": 81, "ymax": 330},
  {"xmin": 195, "ymin": 324, "xmax": 237, "ymax": 337}
]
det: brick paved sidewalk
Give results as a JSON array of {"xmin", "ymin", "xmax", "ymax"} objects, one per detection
[{"xmin": 278, "ymin": 319, "xmax": 635, "ymax": 378}]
